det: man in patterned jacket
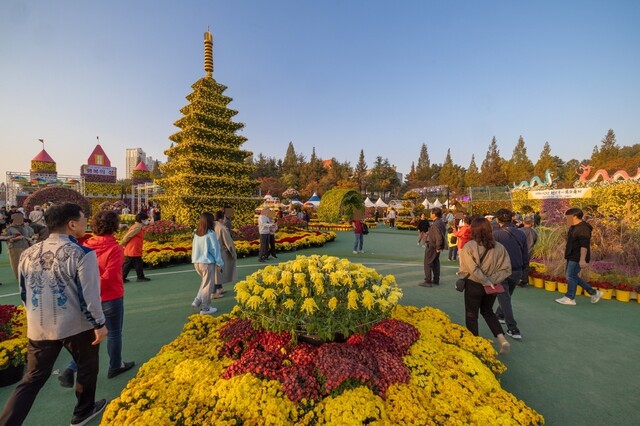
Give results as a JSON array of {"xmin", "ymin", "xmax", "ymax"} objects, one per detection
[{"xmin": 0, "ymin": 203, "xmax": 108, "ymax": 426}]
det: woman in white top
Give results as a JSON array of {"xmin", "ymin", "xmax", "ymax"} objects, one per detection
[{"xmin": 191, "ymin": 212, "xmax": 224, "ymax": 315}]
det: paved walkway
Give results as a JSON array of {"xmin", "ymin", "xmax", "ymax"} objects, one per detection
[{"xmin": 1, "ymin": 227, "xmax": 638, "ymax": 425}]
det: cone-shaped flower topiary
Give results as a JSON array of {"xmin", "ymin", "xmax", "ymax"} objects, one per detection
[{"xmin": 157, "ymin": 30, "xmax": 259, "ymax": 226}]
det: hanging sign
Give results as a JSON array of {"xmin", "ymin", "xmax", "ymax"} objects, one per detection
[{"xmin": 528, "ymin": 188, "xmax": 592, "ymax": 199}]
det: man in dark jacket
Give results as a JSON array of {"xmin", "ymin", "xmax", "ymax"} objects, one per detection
[
  {"xmin": 555, "ymin": 208, "xmax": 603, "ymax": 306},
  {"xmin": 492, "ymin": 209, "xmax": 529, "ymax": 340},
  {"xmin": 420, "ymin": 207, "xmax": 446, "ymax": 287}
]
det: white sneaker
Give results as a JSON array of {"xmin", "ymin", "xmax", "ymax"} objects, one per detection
[
  {"xmin": 555, "ymin": 296, "xmax": 576, "ymax": 306},
  {"xmin": 591, "ymin": 290, "xmax": 604, "ymax": 304},
  {"xmin": 353, "ymin": 251, "xmax": 358, "ymax": 254},
  {"xmin": 359, "ymin": 250, "xmax": 364, "ymax": 253},
  {"xmin": 200, "ymin": 307, "xmax": 218, "ymax": 315}
]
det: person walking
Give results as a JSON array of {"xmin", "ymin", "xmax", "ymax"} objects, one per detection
[
  {"xmin": 121, "ymin": 212, "xmax": 150, "ymax": 282},
  {"xmin": 452, "ymin": 214, "xmax": 472, "ymax": 250},
  {"xmin": 191, "ymin": 212, "xmax": 224, "ymax": 315},
  {"xmin": 420, "ymin": 207, "xmax": 446, "ymax": 287},
  {"xmin": 388, "ymin": 208, "xmax": 397, "ymax": 228},
  {"xmin": 519, "ymin": 216, "xmax": 538, "ymax": 287},
  {"xmin": 258, "ymin": 208, "xmax": 273, "ymax": 262},
  {"xmin": 555, "ymin": 208, "xmax": 603, "ymax": 305},
  {"xmin": 458, "ymin": 216, "xmax": 512, "ymax": 355},
  {"xmin": 268, "ymin": 217, "xmax": 278, "ymax": 259},
  {"xmin": 0, "ymin": 203, "xmax": 108, "ymax": 426},
  {"xmin": 416, "ymin": 213, "xmax": 429, "ymax": 247},
  {"xmin": 350, "ymin": 215, "xmax": 365, "ymax": 254},
  {"xmin": 492, "ymin": 209, "xmax": 528, "ymax": 341},
  {"xmin": 213, "ymin": 210, "xmax": 237, "ymax": 299},
  {"xmin": 59, "ymin": 210, "xmax": 135, "ymax": 388},
  {"xmin": 3, "ymin": 213, "xmax": 35, "ymax": 280}
]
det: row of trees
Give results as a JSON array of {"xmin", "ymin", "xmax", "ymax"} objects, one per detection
[{"xmin": 252, "ymin": 129, "xmax": 640, "ymax": 199}]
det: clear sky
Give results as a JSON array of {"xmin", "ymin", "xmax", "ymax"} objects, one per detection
[{"xmin": 2, "ymin": 0, "xmax": 639, "ymax": 181}]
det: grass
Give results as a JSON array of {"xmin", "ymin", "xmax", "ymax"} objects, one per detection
[{"xmin": 1, "ymin": 228, "xmax": 639, "ymax": 425}]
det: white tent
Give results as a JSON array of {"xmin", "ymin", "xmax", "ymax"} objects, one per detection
[
  {"xmin": 433, "ymin": 199, "xmax": 443, "ymax": 208},
  {"xmin": 364, "ymin": 197, "xmax": 375, "ymax": 208},
  {"xmin": 374, "ymin": 198, "xmax": 388, "ymax": 208},
  {"xmin": 290, "ymin": 198, "xmax": 303, "ymax": 205},
  {"xmin": 306, "ymin": 192, "xmax": 321, "ymax": 207},
  {"xmin": 421, "ymin": 198, "xmax": 431, "ymax": 208}
]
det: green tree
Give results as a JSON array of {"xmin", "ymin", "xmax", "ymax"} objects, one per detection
[
  {"xmin": 504, "ymin": 136, "xmax": 534, "ymax": 185},
  {"xmin": 415, "ymin": 143, "xmax": 433, "ymax": 183},
  {"xmin": 300, "ymin": 147, "xmax": 326, "ymax": 197},
  {"xmin": 368, "ymin": 156, "xmax": 401, "ymax": 198},
  {"xmin": 533, "ymin": 141, "xmax": 557, "ymax": 178},
  {"xmin": 405, "ymin": 161, "xmax": 418, "ymax": 187},
  {"xmin": 464, "ymin": 155, "xmax": 481, "ymax": 189},
  {"xmin": 318, "ymin": 159, "xmax": 353, "ymax": 193},
  {"xmin": 439, "ymin": 149, "xmax": 464, "ymax": 193},
  {"xmin": 480, "ymin": 137, "xmax": 507, "ymax": 186},
  {"xmin": 353, "ymin": 149, "xmax": 368, "ymax": 193},
  {"xmin": 590, "ymin": 129, "xmax": 619, "ymax": 170},
  {"xmin": 253, "ymin": 153, "xmax": 280, "ymax": 179},
  {"xmin": 157, "ymin": 31, "xmax": 258, "ymax": 226}
]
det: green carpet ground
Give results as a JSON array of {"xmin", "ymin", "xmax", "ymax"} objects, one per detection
[{"xmin": 1, "ymin": 227, "xmax": 638, "ymax": 425}]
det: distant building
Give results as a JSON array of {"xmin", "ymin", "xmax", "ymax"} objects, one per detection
[{"xmin": 126, "ymin": 148, "xmax": 146, "ymax": 179}]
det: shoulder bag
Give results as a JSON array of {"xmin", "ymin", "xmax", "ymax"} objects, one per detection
[{"xmin": 455, "ymin": 247, "xmax": 489, "ymax": 292}]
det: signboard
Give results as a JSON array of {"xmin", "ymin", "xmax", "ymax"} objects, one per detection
[
  {"xmin": 528, "ymin": 188, "xmax": 592, "ymax": 199},
  {"xmin": 82, "ymin": 165, "xmax": 116, "ymax": 176}
]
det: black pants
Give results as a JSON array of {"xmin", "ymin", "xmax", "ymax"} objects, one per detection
[
  {"xmin": 464, "ymin": 279, "xmax": 504, "ymax": 337},
  {"xmin": 0, "ymin": 329, "xmax": 100, "ymax": 425},
  {"xmin": 423, "ymin": 247, "xmax": 440, "ymax": 283},
  {"xmin": 259, "ymin": 234, "xmax": 270, "ymax": 260},
  {"xmin": 268, "ymin": 234, "xmax": 276, "ymax": 257},
  {"xmin": 122, "ymin": 256, "xmax": 145, "ymax": 279}
]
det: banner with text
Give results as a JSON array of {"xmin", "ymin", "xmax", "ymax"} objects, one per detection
[{"xmin": 528, "ymin": 188, "xmax": 592, "ymax": 199}]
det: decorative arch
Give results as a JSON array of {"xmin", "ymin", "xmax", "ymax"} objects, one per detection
[
  {"xmin": 23, "ymin": 187, "xmax": 91, "ymax": 216},
  {"xmin": 317, "ymin": 189, "xmax": 363, "ymax": 223}
]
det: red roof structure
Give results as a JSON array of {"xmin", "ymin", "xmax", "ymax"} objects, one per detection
[
  {"xmin": 87, "ymin": 144, "xmax": 112, "ymax": 166},
  {"xmin": 32, "ymin": 149, "xmax": 55, "ymax": 163},
  {"xmin": 134, "ymin": 161, "xmax": 149, "ymax": 171}
]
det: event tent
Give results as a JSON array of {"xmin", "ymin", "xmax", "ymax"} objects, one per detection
[
  {"xmin": 306, "ymin": 192, "xmax": 321, "ymax": 207},
  {"xmin": 364, "ymin": 197, "xmax": 375, "ymax": 208},
  {"xmin": 374, "ymin": 198, "xmax": 388, "ymax": 208}
]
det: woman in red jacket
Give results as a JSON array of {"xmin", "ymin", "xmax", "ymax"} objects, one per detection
[
  {"xmin": 121, "ymin": 212, "xmax": 150, "ymax": 282},
  {"xmin": 59, "ymin": 210, "xmax": 135, "ymax": 387}
]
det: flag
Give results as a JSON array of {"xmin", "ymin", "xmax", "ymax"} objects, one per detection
[{"xmin": 38, "ymin": 139, "xmax": 44, "ymax": 143}]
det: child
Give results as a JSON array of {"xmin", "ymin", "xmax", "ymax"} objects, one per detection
[{"xmin": 447, "ymin": 227, "xmax": 458, "ymax": 261}]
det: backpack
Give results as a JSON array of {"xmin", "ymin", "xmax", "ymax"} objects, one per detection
[
  {"xmin": 362, "ymin": 222, "xmax": 369, "ymax": 235},
  {"xmin": 450, "ymin": 235, "xmax": 457, "ymax": 244}
]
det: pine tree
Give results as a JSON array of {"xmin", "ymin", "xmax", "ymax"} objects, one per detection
[
  {"xmin": 464, "ymin": 155, "xmax": 481, "ymax": 188},
  {"xmin": 405, "ymin": 161, "xmax": 418, "ymax": 187},
  {"xmin": 354, "ymin": 149, "xmax": 368, "ymax": 193},
  {"xmin": 504, "ymin": 136, "xmax": 534, "ymax": 184},
  {"xmin": 415, "ymin": 143, "xmax": 432, "ymax": 183},
  {"xmin": 157, "ymin": 30, "xmax": 257, "ymax": 226},
  {"xmin": 439, "ymin": 149, "xmax": 463, "ymax": 193},
  {"xmin": 590, "ymin": 129, "xmax": 620, "ymax": 170},
  {"xmin": 533, "ymin": 141, "xmax": 557, "ymax": 178},
  {"xmin": 480, "ymin": 137, "xmax": 507, "ymax": 186}
]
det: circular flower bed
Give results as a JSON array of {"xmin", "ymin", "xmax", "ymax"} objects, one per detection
[
  {"xmin": 102, "ymin": 257, "xmax": 543, "ymax": 425},
  {"xmin": 0, "ymin": 305, "xmax": 27, "ymax": 371}
]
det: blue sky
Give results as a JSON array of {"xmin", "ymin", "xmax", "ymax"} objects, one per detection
[{"xmin": 1, "ymin": 0, "xmax": 639, "ymax": 181}]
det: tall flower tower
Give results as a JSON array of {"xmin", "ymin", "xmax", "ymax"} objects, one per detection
[{"xmin": 156, "ymin": 29, "xmax": 258, "ymax": 226}]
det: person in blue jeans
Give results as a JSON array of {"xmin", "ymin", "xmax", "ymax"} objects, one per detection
[
  {"xmin": 350, "ymin": 217, "xmax": 364, "ymax": 254},
  {"xmin": 556, "ymin": 208, "xmax": 603, "ymax": 306}
]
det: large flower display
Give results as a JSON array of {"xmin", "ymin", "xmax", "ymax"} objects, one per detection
[{"xmin": 102, "ymin": 256, "xmax": 543, "ymax": 425}]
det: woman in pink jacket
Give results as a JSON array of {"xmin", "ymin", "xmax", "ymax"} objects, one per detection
[{"xmin": 59, "ymin": 210, "xmax": 135, "ymax": 387}]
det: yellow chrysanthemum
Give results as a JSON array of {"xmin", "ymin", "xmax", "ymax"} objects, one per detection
[
  {"xmin": 328, "ymin": 297, "xmax": 338, "ymax": 311},
  {"xmin": 294, "ymin": 273, "xmax": 307, "ymax": 286},
  {"xmin": 361, "ymin": 290, "xmax": 375, "ymax": 310},
  {"xmin": 347, "ymin": 290, "xmax": 359, "ymax": 310},
  {"xmin": 300, "ymin": 298, "xmax": 319, "ymax": 315},
  {"xmin": 284, "ymin": 299, "xmax": 296, "ymax": 310},
  {"xmin": 262, "ymin": 288, "xmax": 277, "ymax": 302},
  {"xmin": 246, "ymin": 295, "xmax": 263, "ymax": 310}
]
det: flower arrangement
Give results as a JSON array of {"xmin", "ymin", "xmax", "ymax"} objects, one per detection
[
  {"xmin": 277, "ymin": 214, "xmax": 307, "ymax": 230},
  {"xmin": 143, "ymin": 220, "xmax": 191, "ymax": 243},
  {"xmin": 30, "ymin": 160, "xmax": 56, "ymax": 172},
  {"xmin": 281, "ymin": 188, "xmax": 301, "ymax": 199},
  {"xmin": 236, "ymin": 224, "xmax": 260, "ymax": 241},
  {"xmin": 0, "ymin": 305, "xmax": 28, "ymax": 370},
  {"xmin": 235, "ymin": 255, "xmax": 402, "ymax": 341},
  {"xmin": 614, "ymin": 283, "xmax": 634, "ymax": 292},
  {"xmin": 101, "ymin": 305, "xmax": 544, "ymax": 425},
  {"xmin": 23, "ymin": 187, "xmax": 91, "ymax": 216}
]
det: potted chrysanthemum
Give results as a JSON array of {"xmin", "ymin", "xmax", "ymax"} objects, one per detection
[
  {"xmin": 0, "ymin": 304, "xmax": 27, "ymax": 387},
  {"xmin": 234, "ymin": 254, "xmax": 403, "ymax": 342}
]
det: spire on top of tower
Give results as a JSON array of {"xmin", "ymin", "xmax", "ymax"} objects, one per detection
[{"xmin": 204, "ymin": 29, "xmax": 213, "ymax": 77}]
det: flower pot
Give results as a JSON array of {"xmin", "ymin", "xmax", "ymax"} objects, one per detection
[
  {"xmin": 528, "ymin": 276, "xmax": 534, "ymax": 285},
  {"xmin": 544, "ymin": 280, "xmax": 557, "ymax": 292},
  {"xmin": 557, "ymin": 282, "xmax": 568, "ymax": 294},
  {"xmin": 533, "ymin": 277, "xmax": 544, "ymax": 288},
  {"xmin": 0, "ymin": 364, "xmax": 24, "ymax": 387},
  {"xmin": 615, "ymin": 290, "xmax": 631, "ymax": 303}
]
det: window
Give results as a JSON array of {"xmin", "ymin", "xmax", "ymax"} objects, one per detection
[{"xmin": 95, "ymin": 154, "xmax": 104, "ymax": 165}]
